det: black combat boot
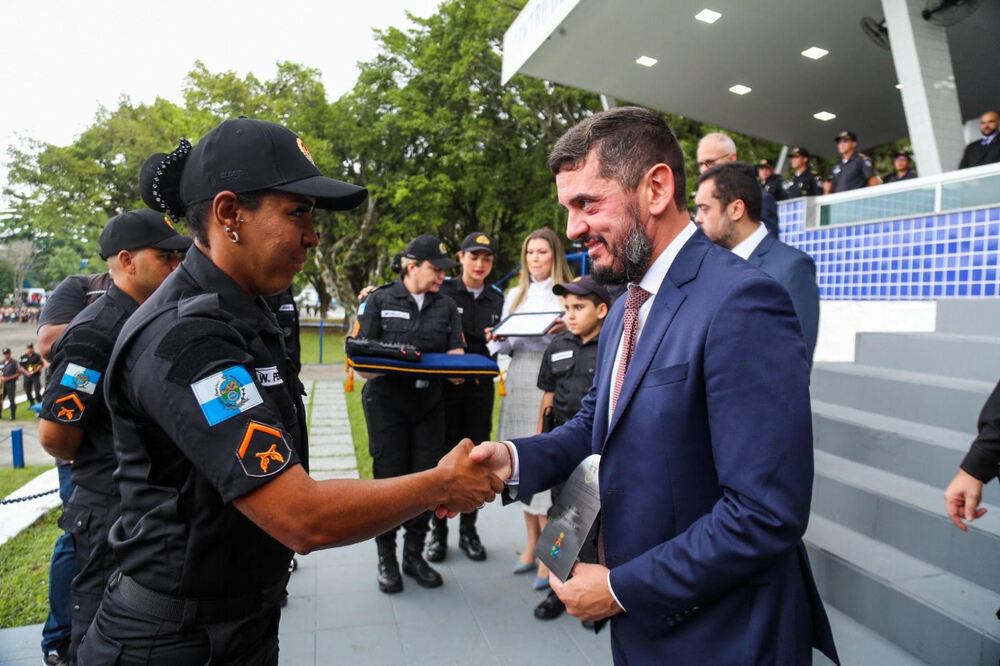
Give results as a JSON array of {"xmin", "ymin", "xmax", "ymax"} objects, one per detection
[
  {"xmin": 402, "ymin": 535, "xmax": 442, "ymax": 588},
  {"xmin": 458, "ymin": 527, "xmax": 487, "ymax": 561},
  {"xmin": 425, "ymin": 516, "xmax": 448, "ymax": 563},
  {"xmin": 376, "ymin": 538, "xmax": 403, "ymax": 594}
]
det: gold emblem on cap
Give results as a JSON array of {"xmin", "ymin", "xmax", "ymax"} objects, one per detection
[
  {"xmin": 296, "ymin": 137, "xmax": 316, "ymax": 166},
  {"xmin": 475, "ymin": 235, "xmax": 490, "ymax": 245},
  {"xmin": 163, "ymin": 215, "xmax": 175, "ymax": 230},
  {"xmin": 439, "ymin": 242, "xmax": 448, "ymax": 254}
]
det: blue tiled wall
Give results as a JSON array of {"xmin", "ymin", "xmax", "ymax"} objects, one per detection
[{"xmin": 781, "ymin": 200, "xmax": 1000, "ymax": 300}]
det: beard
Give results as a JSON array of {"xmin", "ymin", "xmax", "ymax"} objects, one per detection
[{"xmin": 589, "ymin": 199, "xmax": 653, "ymax": 285}]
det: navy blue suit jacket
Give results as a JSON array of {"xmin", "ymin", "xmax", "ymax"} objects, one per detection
[
  {"xmin": 512, "ymin": 230, "xmax": 837, "ymax": 665},
  {"xmin": 747, "ymin": 232, "xmax": 819, "ymax": 364}
]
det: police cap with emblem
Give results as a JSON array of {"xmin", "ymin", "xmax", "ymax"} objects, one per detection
[
  {"xmin": 98, "ymin": 209, "xmax": 193, "ymax": 260},
  {"xmin": 139, "ymin": 117, "xmax": 368, "ymax": 219},
  {"xmin": 834, "ymin": 130, "xmax": 858, "ymax": 142},
  {"xmin": 788, "ymin": 147, "xmax": 810, "ymax": 158},
  {"xmin": 403, "ymin": 235, "xmax": 459, "ymax": 270},
  {"xmin": 461, "ymin": 232, "xmax": 495, "ymax": 254},
  {"xmin": 756, "ymin": 158, "xmax": 774, "ymax": 169}
]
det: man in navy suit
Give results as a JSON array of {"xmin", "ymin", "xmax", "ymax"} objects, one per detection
[
  {"xmin": 694, "ymin": 162, "xmax": 819, "ymax": 364},
  {"xmin": 470, "ymin": 107, "xmax": 837, "ymax": 664}
]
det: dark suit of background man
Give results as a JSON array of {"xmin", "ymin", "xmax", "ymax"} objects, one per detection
[
  {"xmin": 471, "ymin": 106, "xmax": 838, "ymax": 665},
  {"xmin": 695, "ymin": 162, "xmax": 819, "ymax": 364},
  {"xmin": 959, "ymin": 110, "xmax": 1000, "ymax": 169}
]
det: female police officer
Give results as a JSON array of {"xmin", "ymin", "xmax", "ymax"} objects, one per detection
[
  {"xmin": 78, "ymin": 118, "xmax": 501, "ymax": 665},
  {"xmin": 355, "ymin": 234, "xmax": 464, "ymax": 593}
]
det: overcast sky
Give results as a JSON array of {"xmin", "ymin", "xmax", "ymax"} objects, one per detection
[{"xmin": 0, "ymin": 0, "xmax": 442, "ymax": 200}]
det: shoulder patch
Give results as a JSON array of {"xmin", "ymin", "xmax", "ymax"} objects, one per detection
[
  {"xmin": 157, "ymin": 319, "xmax": 252, "ymax": 385},
  {"xmin": 236, "ymin": 420, "xmax": 292, "ymax": 477},
  {"xmin": 59, "ymin": 363, "xmax": 101, "ymax": 395},
  {"xmin": 177, "ymin": 293, "xmax": 222, "ymax": 318},
  {"xmin": 357, "ymin": 301, "xmax": 366, "ymax": 316},
  {"xmin": 52, "ymin": 393, "xmax": 85, "ymax": 423},
  {"xmin": 190, "ymin": 365, "xmax": 263, "ymax": 426}
]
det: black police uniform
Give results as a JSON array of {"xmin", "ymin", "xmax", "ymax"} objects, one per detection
[
  {"xmin": 784, "ymin": 170, "xmax": 824, "ymax": 197},
  {"xmin": 427, "ymin": 277, "xmax": 503, "ymax": 559},
  {"xmin": 761, "ymin": 174, "xmax": 788, "ymax": 202},
  {"xmin": 884, "ymin": 170, "xmax": 917, "ymax": 183},
  {"xmin": 40, "ymin": 284, "xmax": 138, "ymax": 659},
  {"xmin": 356, "ymin": 277, "xmax": 462, "ymax": 578},
  {"xmin": 537, "ymin": 330, "xmax": 600, "ymax": 430},
  {"xmin": 77, "ymin": 248, "xmax": 304, "ymax": 665},
  {"xmin": 1, "ymin": 356, "xmax": 18, "ymax": 418},
  {"xmin": 19, "ymin": 349, "xmax": 42, "ymax": 404},
  {"xmin": 264, "ymin": 287, "xmax": 307, "ymax": 471},
  {"xmin": 830, "ymin": 153, "xmax": 875, "ymax": 193}
]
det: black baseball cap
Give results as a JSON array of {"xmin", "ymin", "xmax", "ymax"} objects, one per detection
[
  {"xmin": 893, "ymin": 149, "xmax": 912, "ymax": 159},
  {"xmin": 179, "ymin": 118, "xmax": 367, "ymax": 211},
  {"xmin": 553, "ymin": 275, "xmax": 611, "ymax": 306},
  {"xmin": 1, "ymin": 348, "xmax": 10, "ymax": 355},
  {"xmin": 756, "ymin": 158, "xmax": 774, "ymax": 169},
  {"xmin": 834, "ymin": 130, "xmax": 858, "ymax": 142},
  {"xmin": 403, "ymin": 235, "xmax": 459, "ymax": 270},
  {"xmin": 788, "ymin": 146, "xmax": 810, "ymax": 158},
  {"xmin": 99, "ymin": 209, "xmax": 193, "ymax": 260},
  {"xmin": 461, "ymin": 232, "xmax": 495, "ymax": 253}
]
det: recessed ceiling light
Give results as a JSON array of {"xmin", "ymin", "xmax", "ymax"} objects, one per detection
[
  {"xmin": 895, "ymin": 83, "xmax": 903, "ymax": 89},
  {"xmin": 813, "ymin": 111, "xmax": 837, "ymax": 121},
  {"xmin": 729, "ymin": 84, "xmax": 752, "ymax": 95},
  {"xmin": 801, "ymin": 47, "xmax": 829, "ymax": 60},
  {"xmin": 635, "ymin": 56, "xmax": 658, "ymax": 68},
  {"xmin": 695, "ymin": 9, "xmax": 722, "ymax": 24}
]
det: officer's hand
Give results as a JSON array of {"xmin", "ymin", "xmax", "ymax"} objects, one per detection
[
  {"xmin": 434, "ymin": 439, "xmax": 504, "ymax": 515},
  {"xmin": 357, "ymin": 285, "xmax": 376, "ymax": 302},
  {"xmin": 944, "ymin": 468, "xmax": 987, "ymax": 531}
]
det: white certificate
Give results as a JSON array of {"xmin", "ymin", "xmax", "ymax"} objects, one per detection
[{"xmin": 491, "ymin": 311, "xmax": 563, "ymax": 337}]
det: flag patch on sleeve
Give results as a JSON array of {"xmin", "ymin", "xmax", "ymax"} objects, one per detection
[
  {"xmin": 190, "ymin": 366, "xmax": 263, "ymax": 426},
  {"xmin": 237, "ymin": 420, "xmax": 292, "ymax": 477},
  {"xmin": 60, "ymin": 363, "xmax": 101, "ymax": 395}
]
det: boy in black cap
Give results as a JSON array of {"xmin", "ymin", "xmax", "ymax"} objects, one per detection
[
  {"xmin": 0, "ymin": 348, "xmax": 18, "ymax": 419},
  {"xmin": 532, "ymin": 274, "xmax": 610, "ymax": 622},
  {"xmin": 38, "ymin": 208, "xmax": 191, "ymax": 662}
]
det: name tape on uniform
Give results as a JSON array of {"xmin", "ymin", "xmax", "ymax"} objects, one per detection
[
  {"xmin": 381, "ymin": 310, "xmax": 410, "ymax": 320},
  {"xmin": 551, "ymin": 350, "xmax": 574, "ymax": 362},
  {"xmin": 278, "ymin": 303, "xmax": 295, "ymax": 312},
  {"xmin": 60, "ymin": 363, "xmax": 101, "ymax": 395},
  {"xmin": 191, "ymin": 366, "xmax": 263, "ymax": 426},
  {"xmin": 255, "ymin": 366, "xmax": 284, "ymax": 387}
]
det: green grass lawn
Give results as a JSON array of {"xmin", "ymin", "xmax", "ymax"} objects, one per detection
[
  {"xmin": 299, "ymin": 325, "xmax": 347, "ymax": 365},
  {"xmin": 0, "ymin": 465, "xmax": 60, "ymax": 628},
  {"xmin": 1, "ymin": 403, "xmax": 39, "ymax": 422}
]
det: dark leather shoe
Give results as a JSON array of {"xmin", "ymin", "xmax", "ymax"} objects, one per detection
[
  {"xmin": 403, "ymin": 541, "xmax": 442, "ymax": 588},
  {"xmin": 581, "ymin": 619, "xmax": 596, "ymax": 630},
  {"xmin": 425, "ymin": 528, "xmax": 447, "ymax": 563},
  {"xmin": 377, "ymin": 543, "xmax": 403, "ymax": 594},
  {"xmin": 534, "ymin": 591, "xmax": 565, "ymax": 620},
  {"xmin": 458, "ymin": 530, "xmax": 487, "ymax": 561}
]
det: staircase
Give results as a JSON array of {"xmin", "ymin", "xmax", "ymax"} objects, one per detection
[{"xmin": 807, "ymin": 299, "xmax": 1000, "ymax": 666}]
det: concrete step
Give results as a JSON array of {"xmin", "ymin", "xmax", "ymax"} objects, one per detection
[
  {"xmin": 811, "ymin": 400, "xmax": 1000, "ymax": 506},
  {"xmin": 936, "ymin": 299, "xmax": 1000, "ymax": 337},
  {"xmin": 812, "ymin": 450, "xmax": 1000, "ymax": 594},
  {"xmin": 813, "ymin": 605, "xmax": 930, "ymax": 666},
  {"xmin": 805, "ymin": 515, "xmax": 1000, "ymax": 666},
  {"xmin": 810, "ymin": 363, "xmax": 994, "ymax": 432},
  {"xmin": 854, "ymin": 331, "xmax": 1000, "ymax": 383}
]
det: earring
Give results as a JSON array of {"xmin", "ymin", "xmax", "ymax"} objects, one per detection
[{"xmin": 225, "ymin": 226, "xmax": 240, "ymax": 244}]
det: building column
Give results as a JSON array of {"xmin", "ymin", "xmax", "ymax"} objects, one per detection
[{"xmin": 881, "ymin": 0, "xmax": 965, "ymax": 175}]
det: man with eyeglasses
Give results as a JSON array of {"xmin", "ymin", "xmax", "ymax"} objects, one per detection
[
  {"xmin": 38, "ymin": 209, "xmax": 190, "ymax": 664},
  {"xmin": 697, "ymin": 132, "xmax": 780, "ymax": 236},
  {"xmin": 825, "ymin": 130, "xmax": 880, "ymax": 194}
]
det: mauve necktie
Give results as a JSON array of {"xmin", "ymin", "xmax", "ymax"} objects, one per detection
[{"xmin": 611, "ymin": 284, "xmax": 651, "ymax": 413}]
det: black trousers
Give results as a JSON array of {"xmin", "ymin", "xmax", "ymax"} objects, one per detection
[
  {"xmin": 363, "ymin": 376, "xmax": 447, "ymax": 544},
  {"xmin": 23, "ymin": 373, "xmax": 41, "ymax": 403},
  {"xmin": 61, "ymin": 486, "xmax": 120, "ymax": 661},
  {"xmin": 442, "ymin": 377, "xmax": 495, "ymax": 531},
  {"xmin": 2, "ymin": 384, "xmax": 15, "ymax": 418},
  {"xmin": 77, "ymin": 575, "xmax": 281, "ymax": 666}
]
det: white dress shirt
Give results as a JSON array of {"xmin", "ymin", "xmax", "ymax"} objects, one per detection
[{"xmin": 730, "ymin": 223, "xmax": 768, "ymax": 261}]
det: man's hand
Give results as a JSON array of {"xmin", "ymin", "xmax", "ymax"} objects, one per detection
[
  {"xmin": 433, "ymin": 439, "xmax": 504, "ymax": 515},
  {"xmin": 945, "ymin": 468, "xmax": 987, "ymax": 531},
  {"xmin": 550, "ymin": 562, "xmax": 624, "ymax": 621},
  {"xmin": 468, "ymin": 441, "xmax": 513, "ymax": 481},
  {"xmin": 357, "ymin": 285, "xmax": 376, "ymax": 302}
]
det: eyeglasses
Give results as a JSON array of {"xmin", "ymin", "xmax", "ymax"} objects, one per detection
[{"xmin": 697, "ymin": 152, "xmax": 733, "ymax": 169}]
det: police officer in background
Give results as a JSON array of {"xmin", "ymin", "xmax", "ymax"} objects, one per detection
[
  {"xmin": 79, "ymin": 119, "xmax": 500, "ymax": 665},
  {"xmin": 884, "ymin": 149, "xmax": 917, "ymax": 183},
  {"xmin": 825, "ymin": 130, "xmax": 881, "ymax": 194},
  {"xmin": 356, "ymin": 234, "xmax": 465, "ymax": 593},
  {"xmin": 426, "ymin": 232, "xmax": 504, "ymax": 564},
  {"xmin": 38, "ymin": 209, "xmax": 191, "ymax": 662},
  {"xmin": 756, "ymin": 159, "xmax": 787, "ymax": 202},
  {"xmin": 19, "ymin": 344, "xmax": 42, "ymax": 406},
  {"xmin": 783, "ymin": 147, "xmax": 824, "ymax": 197}
]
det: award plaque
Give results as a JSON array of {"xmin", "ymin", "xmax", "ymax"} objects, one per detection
[
  {"xmin": 534, "ymin": 454, "xmax": 601, "ymax": 582},
  {"xmin": 491, "ymin": 311, "xmax": 563, "ymax": 337}
]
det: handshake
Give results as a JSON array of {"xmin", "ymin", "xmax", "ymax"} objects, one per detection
[{"xmin": 429, "ymin": 439, "xmax": 514, "ymax": 517}]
